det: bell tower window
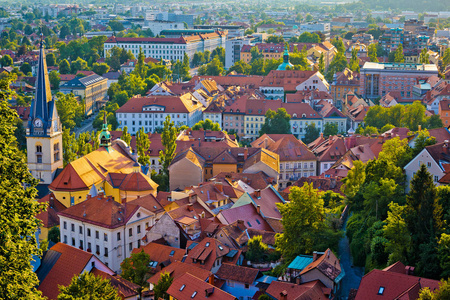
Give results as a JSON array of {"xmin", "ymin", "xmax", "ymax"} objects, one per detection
[
  {"xmin": 36, "ymin": 145, "xmax": 43, "ymax": 164},
  {"xmin": 54, "ymin": 143, "xmax": 60, "ymax": 162}
]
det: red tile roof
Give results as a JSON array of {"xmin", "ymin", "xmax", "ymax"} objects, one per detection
[
  {"xmin": 252, "ymin": 134, "xmax": 316, "ymax": 162},
  {"xmin": 218, "ymin": 203, "xmax": 273, "ymax": 231},
  {"xmin": 281, "ymin": 103, "xmax": 321, "ymax": 119},
  {"xmin": 106, "ymin": 171, "xmax": 158, "ymax": 192},
  {"xmin": 215, "ymin": 263, "xmax": 260, "ymax": 285},
  {"xmin": 261, "ymin": 70, "xmax": 318, "ymax": 91},
  {"xmin": 132, "ymin": 243, "xmax": 186, "ymax": 270},
  {"xmin": 190, "ymin": 75, "xmax": 264, "ymax": 89},
  {"xmin": 38, "ymin": 243, "xmax": 106, "ymax": 300},
  {"xmin": 147, "ymin": 261, "xmax": 212, "ymax": 286},
  {"xmin": 185, "ymin": 237, "xmax": 239, "ymax": 271},
  {"xmin": 167, "ymin": 273, "xmax": 236, "ymax": 300},
  {"xmin": 213, "ymin": 171, "xmax": 275, "ymax": 191},
  {"xmin": 116, "ymin": 94, "xmax": 203, "ymax": 114},
  {"xmin": 58, "ymin": 195, "xmax": 138, "ymax": 229},
  {"xmin": 355, "ymin": 268, "xmax": 440, "ymax": 300},
  {"xmin": 266, "ymin": 280, "xmax": 329, "ymax": 300},
  {"xmin": 91, "ymin": 268, "xmax": 140, "ymax": 298}
]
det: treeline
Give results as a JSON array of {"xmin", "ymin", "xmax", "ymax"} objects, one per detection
[{"xmin": 342, "ymin": 134, "xmax": 450, "ymax": 279}]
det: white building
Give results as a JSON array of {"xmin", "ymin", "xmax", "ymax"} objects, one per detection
[
  {"xmin": 404, "ymin": 141, "xmax": 450, "ymax": 192},
  {"xmin": 104, "ymin": 33, "xmax": 226, "ymax": 62},
  {"xmin": 225, "ymin": 37, "xmax": 253, "ymax": 69},
  {"xmin": 116, "ymin": 94, "xmax": 204, "ymax": 134},
  {"xmin": 58, "ymin": 193, "xmax": 164, "ymax": 272},
  {"xmin": 143, "ymin": 21, "xmax": 185, "ymax": 36}
]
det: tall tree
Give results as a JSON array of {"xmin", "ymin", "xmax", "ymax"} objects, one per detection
[
  {"xmin": 59, "ymin": 59, "xmax": 71, "ymax": 75},
  {"xmin": 302, "ymin": 123, "xmax": 320, "ymax": 144},
  {"xmin": 153, "ymin": 272, "xmax": 173, "ymax": 300},
  {"xmin": 58, "ymin": 272, "xmax": 120, "ymax": 300},
  {"xmin": 120, "ymin": 249, "xmax": 151, "ymax": 288},
  {"xmin": 136, "ymin": 127, "xmax": 150, "ymax": 166},
  {"xmin": 0, "ymin": 74, "xmax": 45, "ymax": 299},
  {"xmin": 192, "ymin": 119, "xmax": 221, "ymax": 131},
  {"xmin": 341, "ymin": 160, "xmax": 366, "ymax": 199},
  {"xmin": 323, "ymin": 122, "xmax": 338, "ymax": 137},
  {"xmin": 259, "ymin": 108, "xmax": 291, "ymax": 135},
  {"xmin": 443, "ymin": 48, "xmax": 450, "ymax": 68},
  {"xmin": 394, "ymin": 44, "xmax": 405, "ymax": 63},
  {"xmin": 349, "ymin": 48, "xmax": 360, "ymax": 72},
  {"xmin": 49, "ymin": 70, "xmax": 60, "ymax": 89},
  {"xmin": 62, "ymin": 127, "xmax": 78, "ymax": 166},
  {"xmin": 121, "ymin": 126, "xmax": 131, "ymax": 146},
  {"xmin": 159, "ymin": 115, "xmax": 177, "ymax": 186},
  {"xmin": 419, "ymin": 48, "xmax": 429, "ymax": 64},
  {"xmin": 368, "ymin": 43, "xmax": 379, "ymax": 62},
  {"xmin": 318, "ymin": 53, "xmax": 325, "ymax": 74},
  {"xmin": 276, "ymin": 183, "xmax": 326, "ymax": 260}
]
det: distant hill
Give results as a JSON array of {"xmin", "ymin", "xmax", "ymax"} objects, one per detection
[{"xmin": 358, "ymin": 0, "xmax": 447, "ymax": 13}]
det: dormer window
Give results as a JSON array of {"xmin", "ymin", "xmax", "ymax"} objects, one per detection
[{"xmin": 378, "ymin": 287, "xmax": 385, "ymax": 295}]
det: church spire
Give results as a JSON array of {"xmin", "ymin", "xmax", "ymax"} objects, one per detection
[
  {"xmin": 99, "ymin": 111, "xmax": 112, "ymax": 151},
  {"xmin": 277, "ymin": 44, "xmax": 293, "ymax": 71},
  {"xmin": 28, "ymin": 34, "xmax": 59, "ymax": 136}
]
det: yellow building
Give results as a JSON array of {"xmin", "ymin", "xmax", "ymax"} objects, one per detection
[
  {"xmin": 60, "ymin": 74, "xmax": 108, "ymax": 116},
  {"xmin": 48, "ymin": 120, "xmax": 158, "ymax": 207}
]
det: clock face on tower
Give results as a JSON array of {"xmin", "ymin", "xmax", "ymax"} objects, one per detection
[{"xmin": 34, "ymin": 118, "xmax": 43, "ymax": 128}]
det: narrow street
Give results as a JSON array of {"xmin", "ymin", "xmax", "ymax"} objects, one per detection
[
  {"xmin": 74, "ymin": 112, "xmax": 98, "ymax": 137},
  {"xmin": 336, "ymin": 215, "xmax": 364, "ymax": 299}
]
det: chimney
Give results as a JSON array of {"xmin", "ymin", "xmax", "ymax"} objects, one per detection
[
  {"xmin": 444, "ymin": 140, "xmax": 449, "ymax": 154},
  {"xmin": 320, "ymin": 132, "xmax": 323, "ymax": 138},
  {"xmin": 237, "ymin": 219, "xmax": 244, "ymax": 226},
  {"xmin": 280, "ymin": 290, "xmax": 288, "ymax": 300},
  {"xmin": 244, "ymin": 146, "xmax": 248, "ymax": 160},
  {"xmin": 313, "ymin": 251, "xmax": 318, "ymax": 262},
  {"xmin": 264, "ymin": 138, "xmax": 268, "ymax": 149},
  {"xmin": 418, "ymin": 124, "xmax": 422, "ymax": 131},
  {"xmin": 215, "ymin": 182, "xmax": 223, "ymax": 193},
  {"xmin": 208, "ymin": 274, "xmax": 214, "ymax": 285},
  {"xmin": 254, "ymin": 189, "xmax": 261, "ymax": 198},
  {"xmin": 187, "ymin": 203, "xmax": 194, "ymax": 211},
  {"xmin": 49, "ymin": 194, "xmax": 55, "ymax": 208},
  {"xmin": 205, "ymin": 287, "xmax": 214, "ymax": 297},
  {"xmin": 256, "ymin": 205, "xmax": 261, "ymax": 214}
]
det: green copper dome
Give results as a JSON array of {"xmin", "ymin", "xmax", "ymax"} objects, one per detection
[
  {"xmin": 277, "ymin": 44, "xmax": 293, "ymax": 70},
  {"xmin": 99, "ymin": 112, "xmax": 112, "ymax": 151}
]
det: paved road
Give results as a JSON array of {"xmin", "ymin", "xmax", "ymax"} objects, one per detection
[
  {"xmin": 190, "ymin": 67, "xmax": 200, "ymax": 77},
  {"xmin": 336, "ymin": 215, "xmax": 364, "ymax": 299},
  {"xmin": 75, "ymin": 112, "xmax": 98, "ymax": 137}
]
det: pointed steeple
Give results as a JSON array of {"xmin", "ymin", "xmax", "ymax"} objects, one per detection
[
  {"xmin": 277, "ymin": 44, "xmax": 293, "ymax": 71},
  {"xmin": 88, "ymin": 183, "xmax": 99, "ymax": 197},
  {"xmin": 99, "ymin": 111, "xmax": 112, "ymax": 151},
  {"xmin": 28, "ymin": 34, "xmax": 60, "ymax": 137}
]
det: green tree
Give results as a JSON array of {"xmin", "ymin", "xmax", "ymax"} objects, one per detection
[
  {"xmin": 136, "ymin": 127, "xmax": 150, "ymax": 166},
  {"xmin": 326, "ymin": 51, "xmax": 348, "ymax": 82},
  {"xmin": 192, "ymin": 119, "xmax": 221, "ymax": 131},
  {"xmin": 92, "ymin": 63, "xmax": 110, "ymax": 75},
  {"xmin": 200, "ymin": 57, "xmax": 224, "ymax": 76},
  {"xmin": 71, "ymin": 57, "xmax": 88, "ymax": 74},
  {"xmin": 318, "ymin": 53, "xmax": 325, "ymax": 74},
  {"xmin": 246, "ymin": 235, "xmax": 269, "ymax": 262},
  {"xmin": 192, "ymin": 52, "xmax": 206, "ymax": 67},
  {"xmin": 121, "ymin": 126, "xmax": 131, "ymax": 146},
  {"xmin": 0, "ymin": 74, "xmax": 45, "ymax": 299},
  {"xmin": 58, "ymin": 272, "xmax": 120, "ymax": 300},
  {"xmin": 378, "ymin": 137, "xmax": 412, "ymax": 168},
  {"xmin": 419, "ymin": 48, "xmax": 429, "ymax": 64},
  {"xmin": 380, "ymin": 123, "xmax": 394, "ymax": 133},
  {"xmin": 211, "ymin": 46, "xmax": 225, "ymax": 65},
  {"xmin": 0, "ymin": 54, "xmax": 13, "ymax": 67},
  {"xmin": 323, "ymin": 122, "xmax": 338, "ymax": 137},
  {"xmin": 20, "ymin": 62, "xmax": 32, "ymax": 75},
  {"xmin": 276, "ymin": 183, "xmax": 326, "ymax": 260},
  {"xmin": 108, "ymin": 20, "xmax": 124, "ymax": 31},
  {"xmin": 260, "ymin": 108, "xmax": 291, "ymax": 135},
  {"xmin": 153, "ymin": 272, "xmax": 173, "ymax": 300},
  {"xmin": 55, "ymin": 93, "xmax": 84, "ymax": 130},
  {"xmin": 418, "ymin": 280, "xmax": 450, "ymax": 299},
  {"xmin": 59, "ymin": 59, "xmax": 71, "ymax": 74},
  {"xmin": 349, "ymin": 48, "xmax": 360, "ymax": 72},
  {"xmin": 133, "ymin": 48, "xmax": 148, "ymax": 79},
  {"xmin": 228, "ymin": 60, "xmax": 251, "ymax": 75},
  {"xmin": 62, "ymin": 127, "xmax": 78, "ymax": 166},
  {"xmin": 250, "ymin": 46, "xmax": 263, "ymax": 63},
  {"xmin": 331, "ymin": 38, "xmax": 345, "ymax": 53},
  {"xmin": 341, "ymin": 160, "xmax": 366, "ymax": 199},
  {"xmin": 443, "ymin": 48, "xmax": 450, "ymax": 68},
  {"xmin": 49, "ymin": 70, "xmax": 60, "ymax": 89},
  {"xmin": 302, "ymin": 123, "xmax": 320, "ymax": 144},
  {"xmin": 250, "ymin": 58, "xmax": 266, "ymax": 75},
  {"xmin": 412, "ymin": 129, "xmax": 436, "ymax": 157},
  {"xmin": 425, "ymin": 114, "xmax": 443, "ymax": 129},
  {"xmin": 48, "ymin": 226, "xmax": 60, "ymax": 244},
  {"xmin": 46, "ymin": 52, "xmax": 56, "ymax": 67},
  {"xmin": 394, "ymin": 44, "xmax": 405, "ymax": 63},
  {"xmin": 59, "ymin": 24, "xmax": 70, "ymax": 39},
  {"xmin": 265, "ymin": 35, "xmax": 285, "ymax": 43},
  {"xmin": 383, "ymin": 202, "xmax": 410, "ymax": 265},
  {"xmin": 120, "ymin": 249, "xmax": 151, "ymax": 288},
  {"xmin": 368, "ymin": 43, "xmax": 379, "ymax": 62},
  {"xmin": 438, "ymin": 233, "xmax": 450, "ymax": 278},
  {"xmin": 158, "ymin": 116, "xmax": 177, "ymax": 190}
]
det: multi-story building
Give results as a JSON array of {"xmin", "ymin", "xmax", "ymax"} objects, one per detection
[
  {"xmin": 58, "ymin": 193, "xmax": 165, "ymax": 272},
  {"xmin": 330, "ymin": 68, "xmax": 361, "ymax": 109},
  {"xmin": 259, "ymin": 70, "xmax": 329, "ymax": 101},
  {"xmin": 252, "ymin": 134, "xmax": 317, "ymax": 188},
  {"xmin": 360, "ymin": 62, "xmax": 438, "ymax": 99},
  {"xmin": 224, "ymin": 37, "xmax": 253, "ymax": 69},
  {"xmin": 142, "ymin": 20, "xmax": 185, "ymax": 36},
  {"xmin": 59, "ymin": 74, "xmax": 108, "ymax": 116},
  {"xmin": 103, "ymin": 33, "xmax": 226, "ymax": 62},
  {"xmin": 299, "ymin": 22, "xmax": 331, "ymax": 40},
  {"xmin": 379, "ymin": 28, "xmax": 430, "ymax": 53},
  {"xmin": 282, "ymin": 102, "xmax": 323, "ymax": 140},
  {"xmin": 115, "ymin": 94, "xmax": 204, "ymax": 134},
  {"xmin": 244, "ymin": 99, "xmax": 282, "ymax": 140},
  {"xmin": 351, "ymin": 33, "xmax": 374, "ymax": 44},
  {"xmin": 439, "ymin": 99, "xmax": 450, "ymax": 127}
]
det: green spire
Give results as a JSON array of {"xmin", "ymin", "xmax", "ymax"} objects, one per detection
[
  {"xmin": 277, "ymin": 44, "xmax": 293, "ymax": 71},
  {"xmin": 99, "ymin": 111, "xmax": 112, "ymax": 151}
]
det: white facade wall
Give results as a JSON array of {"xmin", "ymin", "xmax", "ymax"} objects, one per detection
[
  {"xmin": 116, "ymin": 108, "xmax": 203, "ymax": 135},
  {"xmin": 290, "ymin": 118, "xmax": 323, "ymax": 140},
  {"xmin": 59, "ymin": 207, "xmax": 157, "ymax": 273},
  {"xmin": 404, "ymin": 149, "xmax": 445, "ymax": 192},
  {"xmin": 296, "ymin": 74, "xmax": 329, "ymax": 92},
  {"xmin": 319, "ymin": 160, "xmax": 336, "ymax": 175},
  {"xmin": 204, "ymin": 112, "xmax": 223, "ymax": 128},
  {"xmin": 143, "ymin": 21, "xmax": 184, "ymax": 35}
]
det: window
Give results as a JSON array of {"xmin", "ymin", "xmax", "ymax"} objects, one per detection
[
  {"xmin": 129, "ymin": 242, "xmax": 133, "ymax": 251},
  {"xmin": 79, "ymin": 226, "xmax": 82, "ymax": 234},
  {"xmin": 63, "ymin": 221, "xmax": 67, "ymax": 230},
  {"xmin": 104, "ymin": 248, "xmax": 108, "ymax": 257},
  {"xmin": 79, "ymin": 240, "xmax": 83, "ymax": 250},
  {"xmin": 87, "ymin": 228, "xmax": 91, "ymax": 236},
  {"xmin": 96, "ymin": 245, "xmax": 100, "ymax": 255},
  {"xmin": 434, "ymin": 176, "xmax": 439, "ymax": 182},
  {"xmin": 64, "ymin": 235, "xmax": 67, "ymax": 243},
  {"xmin": 88, "ymin": 242, "xmax": 91, "ymax": 251},
  {"xmin": 137, "ymin": 225, "xmax": 141, "ymax": 234},
  {"xmin": 104, "ymin": 233, "xmax": 108, "ymax": 242},
  {"xmin": 71, "ymin": 238, "xmax": 75, "ymax": 246},
  {"xmin": 96, "ymin": 231, "xmax": 99, "ymax": 239},
  {"xmin": 245, "ymin": 284, "xmax": 250, "ymax": 289},
  {"xmin": 71, "ymin": 224, "xmax": 74, "ymax": 232},
  {"xmin": 427, "ymin": 162, "xmax": 431, "ymax": 168},
  {"xmin": 117, "ymin": 232, "xmax": 121, "ymax": 241}
]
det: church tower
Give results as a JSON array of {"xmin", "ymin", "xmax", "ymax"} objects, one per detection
[{"xmin": 26, "ymin": 35, "xmax": 63, "ymax": 184}]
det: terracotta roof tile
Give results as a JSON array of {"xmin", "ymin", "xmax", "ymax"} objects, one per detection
[
  {"xmin": 218, "ymin": 203, "xmax": 273, "ymax": 232},
  {"xmin": 266, "ymin": 280, "xmax": 329, "ymax": 300},
  {"xmin": 167, "ymin": 273, "xmax": 236, "ymax": 300},
  {"xmin": 132, "ymin": 243, "xmax": 186, "ymax": 269},
  {"xmin": 91, "ymin": 268, "xmax": 139, "ymax": 298},
  {"xmin": 147, "ymin": 261, "xmax": 212, "ymax": 286},
  {"xmin": 36, "ymin": 193, "xmax": 67, "ymax": 228},
  {"xmin": 116, "ymin": 94, "xmax": 203, "ymax": 114},
  {"xmin": 215, "ymin": 263, "xmax": 260, "ymax": 285}
]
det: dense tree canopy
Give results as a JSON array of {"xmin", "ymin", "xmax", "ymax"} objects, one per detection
[{"xmin": 260, "ymin": 108, "xmax": 291, "ymax": 135}]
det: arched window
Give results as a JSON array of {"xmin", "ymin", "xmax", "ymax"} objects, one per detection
[{"xmin": 36, "ymin": 144, "xmax": 42, "ymax": 164}]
